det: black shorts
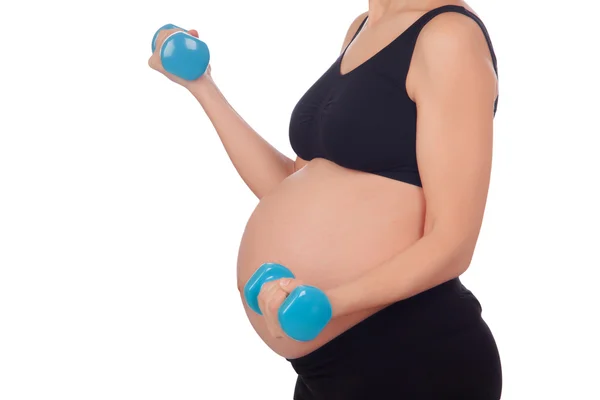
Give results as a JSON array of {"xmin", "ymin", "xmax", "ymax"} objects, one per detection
[{"xmin": 288, "ymin": 278, "xmax": 502, "ymax": 399}]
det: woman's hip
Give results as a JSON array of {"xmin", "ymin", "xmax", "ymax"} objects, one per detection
[{"xmin": 288, "ymin": 278, "xmax": 502, "ymax": 399}]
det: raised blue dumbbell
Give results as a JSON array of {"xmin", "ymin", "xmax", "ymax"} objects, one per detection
[
  {"xmin": 151, "ymin": 23, "xmax": 210, "ymax": 81},
  {"xmin": 243, "ymin": 263, "xmax": 332, "ymax": 342}
]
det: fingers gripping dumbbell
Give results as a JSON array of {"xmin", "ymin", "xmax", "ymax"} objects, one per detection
[{"xmin": 244, "ymin": 263, "xmax": 333, "ymax": 342}]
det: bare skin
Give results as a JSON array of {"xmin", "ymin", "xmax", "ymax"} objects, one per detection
[{"xmin": 149, "ymin": 0, "xmax": 497, "ymax": 360}]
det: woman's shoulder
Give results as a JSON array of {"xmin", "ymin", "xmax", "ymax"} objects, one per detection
[{"xmin": 339, "ymin": 11, "xmax": 369, "ymax": 53}]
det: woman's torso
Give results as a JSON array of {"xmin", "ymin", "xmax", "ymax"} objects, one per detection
[
  {"xmin": 235, "ymin": 2, "xmax": 496, "ymax": 360},
  {"xmin": 237, "ymin": 159, "xmax": 425, "ymax": 359}
]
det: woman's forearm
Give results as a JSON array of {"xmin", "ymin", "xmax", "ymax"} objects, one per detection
[
  {"xmin": 188, "ymin": 78, "xmax": 295, "ymax": 199},
  {"xmin": 326, "ymin": 229, "xmax": 475, "ymax": 317}
]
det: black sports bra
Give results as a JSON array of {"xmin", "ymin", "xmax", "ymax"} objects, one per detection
[{"xmin": 289, "ymin": 5, "xmax": 498, "ymax": 187}]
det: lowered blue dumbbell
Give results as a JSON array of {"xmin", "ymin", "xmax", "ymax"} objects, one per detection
[
  {"xmin": 244, "ymin": 263, "xmax": 332, "ymax": 342},
  {"xmin": 151, "ymin": 23, "xmax": 210, "ymax": 81}
]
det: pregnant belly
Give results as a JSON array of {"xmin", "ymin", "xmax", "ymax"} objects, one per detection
[{"xmin": 236, "ymin": 158, "xmax": 425, "ymax": 359}]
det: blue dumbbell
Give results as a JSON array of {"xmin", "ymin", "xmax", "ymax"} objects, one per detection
[
  {"xmin": 243, "ymin": 263, "xmax": 332, "ymax": 342},
  {"xmin": 151, "ymin": 23, "xmax": 210, "ymax": 81}
]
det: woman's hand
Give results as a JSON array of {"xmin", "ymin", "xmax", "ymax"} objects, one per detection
[
  {"xmin": 147, "ymin": 28, "xmax": 212, "ymax": 89},
  {"xmin": 257, "ymin": 278, "xmax": 304, "ymax": 339}
]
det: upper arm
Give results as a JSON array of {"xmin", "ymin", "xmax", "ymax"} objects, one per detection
[{"xmin": 410, "ymin": 13, "xmax": 498, "ymax": 251}]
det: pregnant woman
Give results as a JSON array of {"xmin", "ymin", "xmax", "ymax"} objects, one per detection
[{"xmin": 149, "ymin": 1, "xmax": 502, "ymax": 398}]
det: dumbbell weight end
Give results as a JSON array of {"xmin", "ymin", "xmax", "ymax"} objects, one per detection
[{"xmin": 151, "ymin": 24, "xmax": 211, "ymax": 81}]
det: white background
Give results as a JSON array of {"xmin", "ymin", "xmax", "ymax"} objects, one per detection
[{"xmin": 1, "ymin": 0, "xmax": 599, "ymax": 399}]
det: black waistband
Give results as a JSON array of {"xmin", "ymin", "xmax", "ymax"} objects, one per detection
[{"xmin": 288, "ymin": 277, "xmax": 482, "ymax": 372}]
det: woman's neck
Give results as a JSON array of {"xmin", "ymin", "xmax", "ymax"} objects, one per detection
[{"xmin": 367, "ymin": 0, "xmax": 437, "ymax": 23}]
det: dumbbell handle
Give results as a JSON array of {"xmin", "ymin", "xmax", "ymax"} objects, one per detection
[{"xmin": 243, "ymin": 263, "xmax": 332, "ymax": 342}]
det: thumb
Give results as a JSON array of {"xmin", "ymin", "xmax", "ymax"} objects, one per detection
[
  {"xmin": 188, "ymin": 29, "xmax": 199, "ymax": 38},
  {"xmin": 279, "ymin": 278, "xmax": 303, "ymax": 295}
]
